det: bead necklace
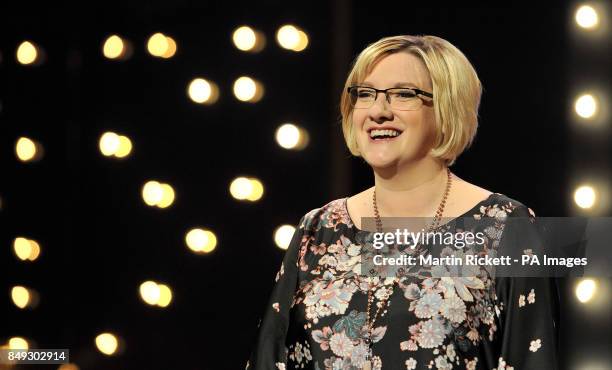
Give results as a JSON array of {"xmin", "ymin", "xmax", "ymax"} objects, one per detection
[{"xmin": 362, "ymin": 167, "xmax": 452, "ymax": 370}]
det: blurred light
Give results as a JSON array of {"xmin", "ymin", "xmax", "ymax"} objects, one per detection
[
  {"xmin": 230, "ymin": 177, "xmax": 253, "ymax": 200},
  {"xmin": 575, "ymin": 5, "xmax": 599, "ymax": 29},
  {"xmin": 99, "ymin": 132, "xmax": 121, "ymax": 156},
  {"xmin": 95, "ymin": 333, "xmax": 119, "ymax": 355},
  {"xmin": 188, "ymin": 78, "xmax": 219, "ymax": 105},
  {"xmin": 230, "ymin": 177, "xmax": 265, "ymax": 201},
  {"xmin": 232, "ymin": 26, "xmax": 265, "ymax": 52},
  {"xmin": 233, "ymin": 76, "xmax": 264, "ymax": 103},
  {"xmin": 114, "ymin": 135, "xmax": 133, "ymax": 158},
  {"xmin": 11, "ymin": 286, "xmax": 31, "ymax": 309},
  {"xmin": 142, "ymin": 181, "xmax": 164, "ymax": 206},
  {"xmin": 16, "ymin": 137, "xmax": 42, "ymax": 162},
  {"xmin": 147, "ymin": 32, "xmax": 169, "ymax": 57},
  {"xmin": 156, "ymin": 284, "xmax": 173, "ymax": 307},
  {"xmin": 574, "ymin": 94, "xmax": 598, "ymax": 119},
  {"xmin": 161, "ymin": 36, "xmax": 177, "ymax": 58},
  {"xmin": 294, "ymin": 30, "xmax": 309, "ymax": 52},
  {"xmin": 277, "ymin": 25, "xmax": 300, "ymax": 50},
  {"xmin": 576, "ymin": 278, "xmax": 597, "ymax": 303},
  {"xmin": 16, "ymin": 41, "xmax": 40, "ymax": 65},
  {"xmin": 13, "ymin": 237, "xmax": 41, "ymax": 262},
  {"xmin": 574, "ymin": 185, "xmax": 596, "ymax": 209},
  {"xmin": 9, "ymin": 337, "xmax": 29, "ymax": 349},
  {"xmin": 275, "ymin": 123, "xmax": 310, "ymax": 150},
  {"xmin": 246, "ymin": 178, "xmax": 264, "ymax": 201},
  {"xmin": 185, "ymin": 228, "xmax": 217, "ymax": 253},
  {"xmin": 58, "ymin": 364, "xmax": 80, "ymax": 370},
  {"xmin": 142, "ymin": 181, "xmax": 175, "ymax": 208},
  {"xmin": 103, "ymin": 35, "xmax": 132, "ymax": 60},
  {"xmin": 139, "ymin": 281, "xmax": 161, "ymax": 305},
  {"xmin": 274, "ymin": 225, "xmax": 296, "ymax": 250},
  {"xmin": 157, "ymin": 183, "xmax": 175, "ymax": 208}
]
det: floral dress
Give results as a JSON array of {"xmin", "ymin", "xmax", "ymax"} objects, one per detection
[{"xmin": 247, "ymin": 193, "xmax": 559, "ymax": 370}]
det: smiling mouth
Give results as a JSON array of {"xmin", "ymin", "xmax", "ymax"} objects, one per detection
[{"xmin": 368, "ymin": 128, "xmax": 403, "ymax": 141}]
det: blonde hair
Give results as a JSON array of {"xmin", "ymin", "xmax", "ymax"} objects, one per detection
[{"xmin": 339, "ymin": 35, "xmax": 482, "ymax": 166}]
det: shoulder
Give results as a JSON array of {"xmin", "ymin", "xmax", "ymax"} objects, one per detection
[
  {"xmin": 297, "ymin": 197, "xmax": 354, "ymax": 233},
  {"xmin": 451, "ymin": 174, "xmax": 536, "ymax": 219},
  {"xmin": 475, "ymin": 192, "xmax": 537, "ymax": 221}
]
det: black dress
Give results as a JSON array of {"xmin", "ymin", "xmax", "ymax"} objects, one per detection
[{"xmin": 247, "ymin": 193, "xmax": 559, "ymax": 370}]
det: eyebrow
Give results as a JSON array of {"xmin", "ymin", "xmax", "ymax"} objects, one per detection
[{"xmin": 361, "ymin": 81, "xmax": 419, "ymax": 88}]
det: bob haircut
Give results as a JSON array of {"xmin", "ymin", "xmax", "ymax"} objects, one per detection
[{"xmin": 340, "ymin": 35, "xmax": 482, "ymax": 166}]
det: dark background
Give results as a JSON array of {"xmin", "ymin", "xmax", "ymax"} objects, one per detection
[{"xmin": 1, "ymin": 1, "xmax": 611, "ymax": 369}]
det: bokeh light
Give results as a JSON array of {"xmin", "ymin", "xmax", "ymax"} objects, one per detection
[
  {"xmin": 188, "ymin": 78, "xmax": 219, "ymax": 105},
  {"xmin": 274, "ymin": 225, "xmax": 296, "ymax": 250},
  {"xmin": 576, "ymin": 278, "xmax": 597, "ymax": 303},
  {"xmin": 142, "ymin": 181, "xmax": 175, "ymax": 208},
  {"xmin": 95, "ymin": 333, "xmax": 119, "ymax": 355},
  {"xmin": 574, "ymin": 185, "xmax": 596, "ymax": 209},
  {"xmin": 16, "ymin": 41, "xmax": 41, "ymax": 65},
  {"xmin": 575, "ymin": 5, "xmax": 599, "ymax": 29},
  {"xmin": 233, "ymin": 76, "xmax": 264, "ymax": 103},
  {"xmin": 574, "ymin": 94, "xmax": 598, "ymax": 119},
  {"xmin": 15, "ymin": 137, "xmax": 43, "ymax": 162},
  {"xmin": 232, "ymin": 26, "xmax": 265, "ymax": 52},
  {"xmin": 275, "ymin": 123, "xmax": 310, "ymax": 150},
  {"xmin": 185, "ymin": 228, "xmax": 217, "ymax": 253}
]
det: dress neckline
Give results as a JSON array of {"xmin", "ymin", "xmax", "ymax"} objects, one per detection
[{"xmin": 343, "ymin": 192, "xmax": 501, "ymax": 232}]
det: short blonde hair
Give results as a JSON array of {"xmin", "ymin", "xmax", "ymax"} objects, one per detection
[{"xmin": 339, "ymin": 35, "xmax": 482, "ymax": 166}]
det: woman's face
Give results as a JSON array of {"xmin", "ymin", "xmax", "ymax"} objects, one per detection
[{"xmin": 352, "ymin": 52, "xmax": 436, "ymax": 169}]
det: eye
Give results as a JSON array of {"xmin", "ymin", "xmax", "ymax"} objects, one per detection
[{"xmin": 357, "ymin": 88, "xmax": 375, "ymax": 99}]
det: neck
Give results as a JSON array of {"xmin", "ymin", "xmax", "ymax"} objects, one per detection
[{"xmin": 372, "ymin": 156, "xmax": 448, "ymax": 217}]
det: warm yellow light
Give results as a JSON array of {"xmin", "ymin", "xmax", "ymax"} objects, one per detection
[
  {"xmin": 27, "ymin": 240, "xmax": 41, "ymax": 261},
  {"xmin": 576, "ymin": 278, "xmax": 597, "ymax": 302},
  {"xmin": 99, "ymin": 132, "xmax": 121, "ymax": 156},
  {"xmin": 15, "ymin": 137, "xmax": 37, "ymax": 161},
  {"xmin": 8, "ymin": 337, "xmax": 29, "ymax": 350},
  {"xmin": 142, "ymin": 181, "xmax": 164, "ymax": 206},
  {"xmin": 114, "ymin": 135, "xmax": 133, "ymax": 158},
  {"xmin": 276, "ymin": 25, "xmax": 301, "ymax": 50},
  {"xmin": 229, "ymin": 177, "xmax": 253, "ymax": 200},
  {"xmin": 574, "ymin": 94, "xmax": 597, "ymax": 119},
  {"xmin": 11, "ymin": 286, "xmax": 31, "ymax": 309},
  {"xmin": 147, "ymin": 32, "xmax": 169, "ymax": 57},
  {"xmin": 103, "ymin": 35, "xmax": 125, "ymax": 59},
  {"xmin": 246, "ymin": 178, "xmax": 264, "ymax": 202},
  {"xmin": 156, "ymin": 284, "xmax": 173, "ymax": 307},
  {"xmin": 157, "ymin": 183, "xmax": 175, "ymax": 208},
  {"xmin": 233, "ymin": 76, "xmax": 264, "ymax": 102},
  {"xmin": 574, "ymin": 185, "xmax": 596, "ymax": 209},
  {"xmin": 139, "ymin": 280, "xmax": 161, "ymax": 305},
  {"xmin": 575, "ymin": 5, "xmax": 599, "ymax": 29},
  {"xmin": 161, "ymin": 36, "xmax": 177, "ymax": 58},
  {"xmin": 185, "ymin": 228, "xmax": 217, "ymax": 253},
  {"xmin": 188, "ymin": 78, "xmax": 219, "ymax": 104},
  {"xmin": 274, "ymin": 225, "xmax": 296, "ymax": 250},
  {"xmin": 95, "ymin": 333, "xmax": 119, "ymax": 355},
  {"xmin": 233, "ymin": 26, "xmax": 257, "ymax": 51},
  {"xmin": 293, "ymin": 30, "xmax": 309, "ymax": 52},
  {"xmin": 16, "ymin": 41, "xmax": 38, "ymax": 65},
  {"xmin": 14, "ymin": 237, "xmax": 33, "ymax": 261},
  {"xmin": 275, "ymin": 123, "xmax": 309, "ymax": 150}
]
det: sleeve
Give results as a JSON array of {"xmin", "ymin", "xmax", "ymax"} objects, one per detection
[
  {"xmin": 246, "ymin": 215, "xmax": 307, "ymax": 370},
  {"xmin": 493, "ymin": 206, "xmax": 560, "ymax": 370}
]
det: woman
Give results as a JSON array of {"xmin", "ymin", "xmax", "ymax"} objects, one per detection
[{"xmin": 247, "ymin": 35, "xmax": 558, "ymax": 370}]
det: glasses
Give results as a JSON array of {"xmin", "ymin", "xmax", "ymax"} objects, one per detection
[{"xmin": 347, "ymin": 86, "xmax": 434, "ymax": 111}]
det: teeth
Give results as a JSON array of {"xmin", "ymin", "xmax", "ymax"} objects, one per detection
[{"xmin": 370, "ymin": 129, "xmax": 401, "ymax": 138}]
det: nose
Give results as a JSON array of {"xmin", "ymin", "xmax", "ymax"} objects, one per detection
[{"xmin": 368, "ymin": 92, "xmax": 393, "ymax": 122}]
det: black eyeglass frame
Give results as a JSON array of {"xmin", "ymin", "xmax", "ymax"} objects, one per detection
[{"xmin": 346, "ymin": 85, "xmax": 434, "ymax": 107}]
